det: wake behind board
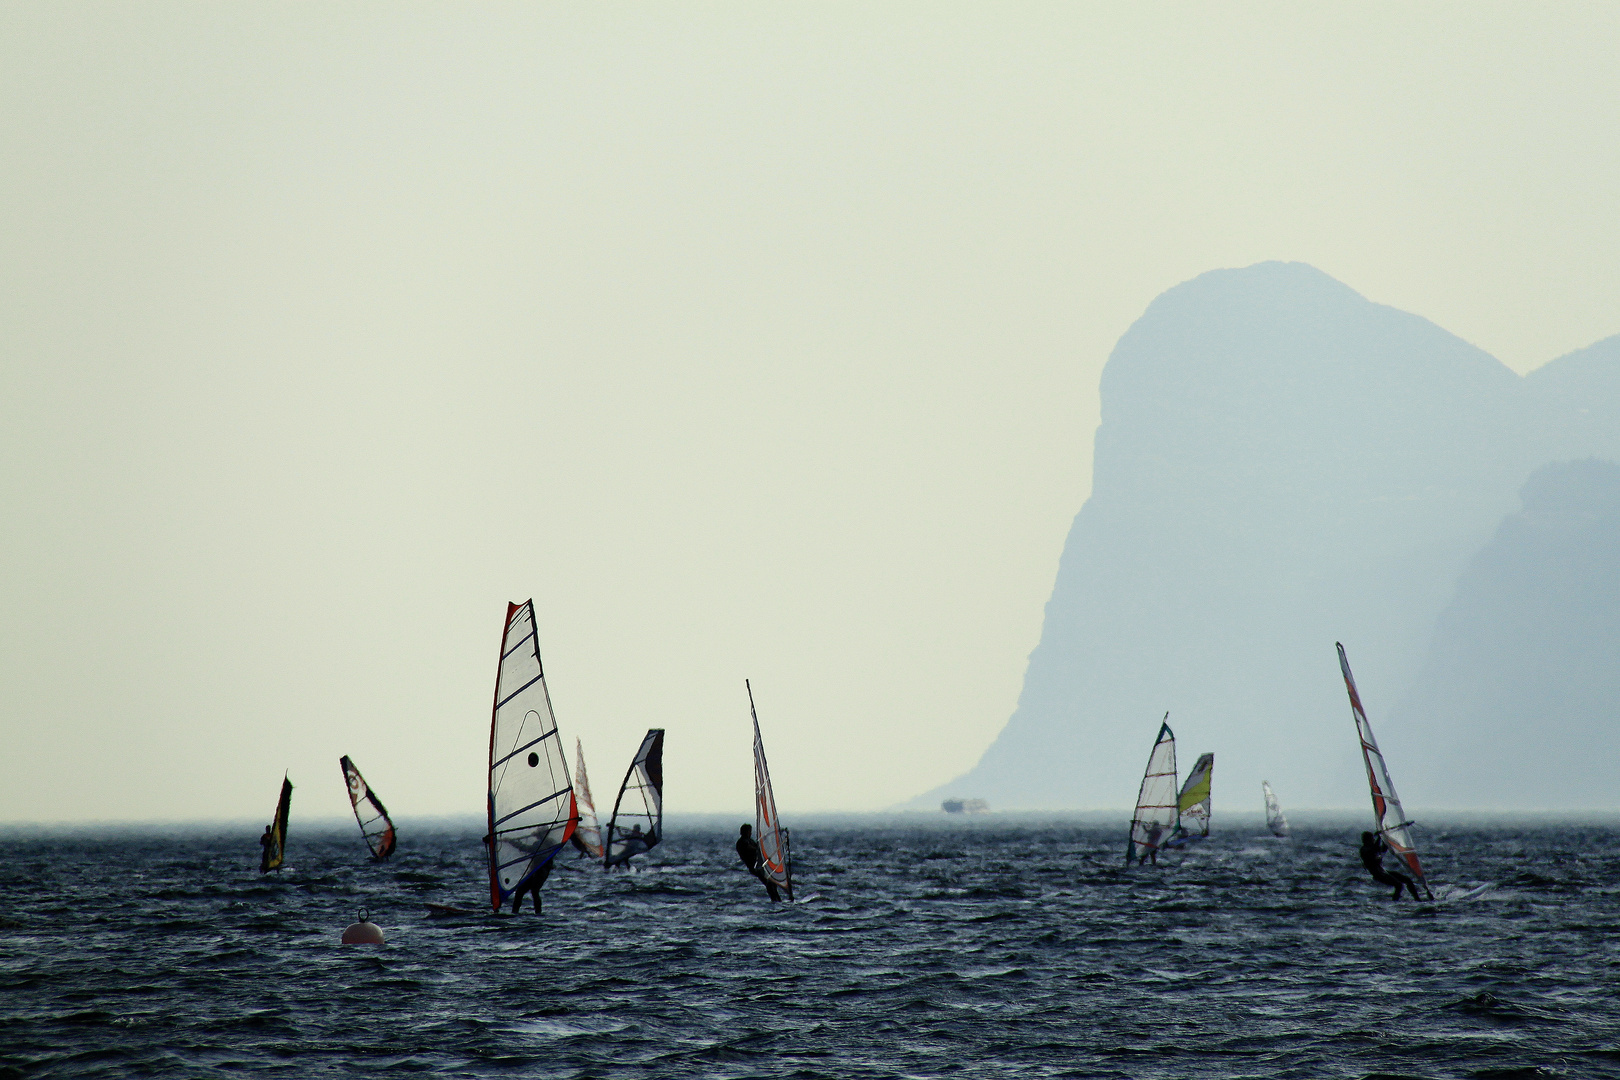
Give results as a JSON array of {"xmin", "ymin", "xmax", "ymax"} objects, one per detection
[
  {"xmin": 1422, "ymin": 879, "xmax": 1506, "ymax": 905},
  {"xmin": 425, "ymin": 902, "xmax": 481, "ymax": 917}
]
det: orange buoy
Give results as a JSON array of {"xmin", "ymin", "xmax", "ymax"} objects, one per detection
[{"xmin": 341, "ymin": 909, "xmax": 385, "ymax": 945}]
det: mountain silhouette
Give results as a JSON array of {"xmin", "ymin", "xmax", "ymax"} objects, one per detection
[{"xmin": 912, "ymin": 262, "xmax": 1618, "ymax": 810}]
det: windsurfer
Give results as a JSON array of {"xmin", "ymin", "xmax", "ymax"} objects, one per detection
[
  {"xmin": 1142, "ymin": 822, "xmax": 1163, "ymax": 865},
  {"xmin": 1359, "ymin": 831, "xmax": 1422, "ymax": 900},
  {"xmin": 258, "ymin": 825, "xmax": 274, "ymax": 873},
  {"xmin": 735, "ymin": 824, "xmax": 780, "ymax": 902},
  {"xmin": 511, "ymin": 859, "xmax": 553, "ymax": 914}
]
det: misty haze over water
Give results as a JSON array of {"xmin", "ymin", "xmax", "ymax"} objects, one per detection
[{"xmin": 922, "ymin": 262, "xmax": 1620, "ymax": 814}]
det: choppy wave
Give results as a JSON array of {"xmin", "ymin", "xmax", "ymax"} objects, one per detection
[{"xmin": 3, "ymin": 817, "xmax": 1619, "ymax": 1077}]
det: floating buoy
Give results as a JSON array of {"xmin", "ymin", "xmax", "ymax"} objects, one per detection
[{"xmin": 341, "ymin": 908, "xmax": 385, "ymax": 945}]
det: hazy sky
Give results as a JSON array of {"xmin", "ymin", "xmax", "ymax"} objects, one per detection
[{"xmin": 3, "ymin": 4, "xmax": 1617, "ymax": 822}]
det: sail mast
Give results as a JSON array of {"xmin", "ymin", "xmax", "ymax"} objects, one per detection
[
  {"xmin": 748, "ymin": 680, "xmax": 793, "ymax": 901},
  {"xmin": 603, "ymin": 729, "xmax": 665, "ymax": 868},
  {"xmin": 1337, "ymin": 642, "xmax": 1431, "ymax": 899},
  {"xmin": 486, "ymin": 600, "xmax": 578, "ymax": 911}
]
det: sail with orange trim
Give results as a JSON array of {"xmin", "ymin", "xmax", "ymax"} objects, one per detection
[
  {"xmin": 747, "ymin": 681, "xmax": 793, "ymax": 901},
  {"xmin": 570, "ymin": 738, "xmax": 604, "ymax": 860},
  {"xmin": 1337, "ymin": 642, "xmax": 1431, "ymax": 899},
  {"xmin": 486, "ymin": 600, "xmax": 577, "ymax": 911}
]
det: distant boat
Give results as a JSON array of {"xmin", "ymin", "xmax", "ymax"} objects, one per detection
[
  {"xmin": 1126, "ymin": 715, "xmax": 1178, "ymax": 865},
  {"xmin": 570, "ymin": 737, "xmax": 605, "ymax": 860},
  {"xmin": 486, "ymin": 600, "xmax": 578, "ymax": 912},
  {"xmin": 604, "ymin": 729, "xmax": 664, "ymax": 868},
  {"xmin": 1337, "ymin": 642, "xmax": 1432, "ymax": 900},
  {"xmin": 748, "ymin": 680, "xmax": 794, "ymax": 901},
  {"xmin": 259, "ymin": 775, "xmax": 292, "ymax": 873},
  {"xmin": 941, "ymin": 798, "xmax": 989, "ymax": 814},
  {"xmin": 339, "ymin": 756, "xmax": 396, "ymax": 860},
  {"xmin": 1262, "ymin": 781, "xmax": 1290, "ymax": 837},
  {"xmin": 1167, "ymin": 752, "xmax": 1214, "ymax": 846}
]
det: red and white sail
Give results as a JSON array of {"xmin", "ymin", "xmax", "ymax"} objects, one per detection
[
  {"xmin": 571, "ymin": 737, "xmax": 604, "ymax": 860},
  {"xmin": 1337, "ymin": 642, "xmax": 1431, "ymax": 899},
  {"xmin": 1127, "ymin": 716, "xmax": 1179, "ymax": 864},
  {"xmin": 748, "ymin": 681, "xmax": 793, "ymax": 901},
  {"xmin": 487, "ymin": 600, "xmax": 577, "ymax": 911}
]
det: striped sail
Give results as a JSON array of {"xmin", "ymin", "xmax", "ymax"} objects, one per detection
[
  {"xmin": 339, "ymin": 756, "xmax": 396, "ymax": 860},
  {"xmin": 1337, "ymin": 642, "xmax": 1431, "ymax": 899},
  {"xmin": 1127, "ymin": 716, "xmax": 1178, "ymax": 864},
  {"xmin": 748, "ymin": 681, "xmax": 793, "ymax": 901},
  {"xmin": 604, "ymin": 729, "xmax": 665, "ymax": 868},
  {"xmin": 487, "ymin": 601, "xmax": 577, "ymax": 911}
]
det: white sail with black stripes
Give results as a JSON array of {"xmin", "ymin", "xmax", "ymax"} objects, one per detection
[
  {"xmin": 748, "ymin": 681, "xmax": 793, "ymax": 901},
  {"xmin": 604, "ymin": 729, "xmax": 664, "ymax": 868},
  {"xmin": 339, "ymin": 755, "xmax": 396, "ymax": 860},
  {"xmin": 1262, "ymin": 781, "xmax": 1290, "ymax": 837},
  {"xmin": 1337, "ymin": 642, "xmax": 1431, "ymax": 899},
  {"xmin": 570, "ymin": 738, "xmax": 604, "ymax": 860},
  {"xmin": 486, "ymin": 600, "xmax": 577, "ymax": 911},
  {"xmin": 1127, "ymin": 716, "xmax": 1178, "ymax": 865}
]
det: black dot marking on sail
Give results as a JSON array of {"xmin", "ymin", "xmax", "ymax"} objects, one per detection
[{"xmin": 528, "ymin": 752, "xmax": 539, "ymax": 767}]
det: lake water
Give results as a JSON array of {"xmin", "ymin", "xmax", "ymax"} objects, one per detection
[{"xmin": 3, "ymin": 814, "xmax": 1619, "ymax": 1078}]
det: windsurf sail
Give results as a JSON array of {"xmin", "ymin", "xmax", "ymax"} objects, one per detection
[
  {"xmin": 259, "ymin": 775, "xmax": 292, "ymax": 873},
  {"xmin": 1127, "ymin": 715, "xmax": 1178, "ymax": 865},
  {"xmin": 603, "ymin": 728, "xmax": 664, "ymax": 868},
  {"xmin": 748, "ymin": 680, "xmax": 793, "ymax": 901},
  {"xmin": 339, "ymin": 755, "xmax": 396, "ymax": 860},
  {"xmin": 1337, "ymin": 642, "xmax": 1431, "ymax": 899},
  {"xmin": 486, "ymin": 600, "xmax": 578, "ymax": 912},
  {"xmin": 1168, "ymin": 752, "xmax": 1213, "ymax": 845},
  {"xmin": 570, "ymin": 737, "xmax": 605, "ymax": 860},
  {"xmin": 1262, "ymin": 781, "xmax": 1290, "ymax": 837}
]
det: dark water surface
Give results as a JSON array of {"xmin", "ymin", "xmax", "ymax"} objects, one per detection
[{"xmin": 4, "ymin": 815, "xmax": 1620, "ymax": 1078}]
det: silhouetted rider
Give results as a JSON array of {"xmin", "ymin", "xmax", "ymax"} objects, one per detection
[
  {"xmin": 736, "ymin": 824, "xmax": 781, "ymax": 903},
  {"xmin": 1360, "ymin": 831, "xmax": 1422, "ymax": 900}
]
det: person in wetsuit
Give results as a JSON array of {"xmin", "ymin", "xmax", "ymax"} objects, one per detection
[
  {"xmin": 1359, "ymin": 830, "xmax": 1422, "ymax": 900},
  {"xmin": 258, "ymin": 825, "xmax": 274, "ymax": 873},
  {"xmin": 509, "ymin": 859, "xmax": 552, "ymax": 915},
  {"xmin": 484, "ymin": 832, "xmax": 552, "ymax": 914},
  {"xmin": 1142, "ymin": 822, "xmax": 1163, "ymax": 866},
  {"xmin": 735, "ymin": 824, "xmax": 781, "ymax": 902}
]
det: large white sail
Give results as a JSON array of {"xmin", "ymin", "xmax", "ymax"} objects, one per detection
[
  {"xmin": 748, "ymin": 681, "xmax": 793, "ymax": 901},
  {"xmin": 1262, "ymin": 781, "xmax": 1290, "ymax": 837},
  {"xmin": 1337, "ymin": 642, "xmax": 1431, "ymax": 899},
  {"xmin": 1169, "ymin": 752, "xmax": 1213, "ymax": 844},
  {"xmin": 1127, "ymin": 716, "xmax": 1178, "ymax": 865},
  {"xmin": 339, "ymin": 756, "xmax": 396, "ymax": 860},
  {"xmin": 604, "ymin": 728, "xmax": 665, "ymax": 868},
  {"xmin": 487, "ymin": 600, "xmax": 577, "ymax": 911},
  {"xmin": 570, "ymin": 737, "xmax": 604, "ymax": 860}
]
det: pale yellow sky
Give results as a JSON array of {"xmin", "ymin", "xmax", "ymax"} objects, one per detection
[{"xmin": 2, "ymin": 4, "xmax": 1616, "ymax": 822}]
